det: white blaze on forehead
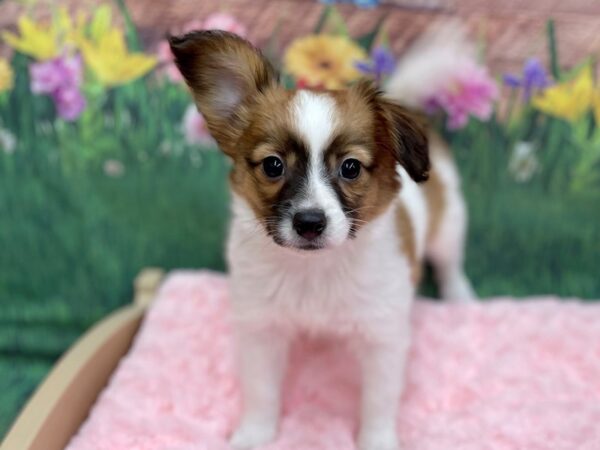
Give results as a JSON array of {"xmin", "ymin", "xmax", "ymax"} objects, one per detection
[
  {"xmin": 291, "ymin": 90, "xmax": 338, "ymax": 153},
  {"xmin": 289, "ymin": 90, "xmax": 350, "ymax": 246}
]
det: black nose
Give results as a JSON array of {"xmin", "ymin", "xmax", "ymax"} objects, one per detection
[{"xmin": 293, "ymin": 209, "xmax": 327, "ymax": 240}]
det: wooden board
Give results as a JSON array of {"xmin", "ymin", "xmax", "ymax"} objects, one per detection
[{"xmin": 0, "ymin": 269, "xmax": 164, "ymax": 450}]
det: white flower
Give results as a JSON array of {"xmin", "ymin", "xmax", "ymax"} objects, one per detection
[
  {"xmin": 159, "ymin": 140, "xmax": 172, "ymax": 155},
  {"xmin": 509, "ymin": 141, "xmax": 539, "ymax": 182},
  {"xmin": 103, "ymin": 159, "xmax": 125, "ymax": 177},
  {"xmin": 0, "ymin": 128, "xmax": 16, "ymax": 154}
]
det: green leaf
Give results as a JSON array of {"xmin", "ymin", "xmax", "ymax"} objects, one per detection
[
  {"xmin": 315, "ymin": 6, "xmax": 349, "ymax": 37},
  {"xmin": 90, "ymin": 5, "xmax": 112, "ymax": 43},
  {"xmin": 314, "ymin": 6, "xmax": 332, "ymax": 34},
  {"xmin": 355, "ymin": 15, "xmax": 386, "ymax": 52},
  {"xmin": 546, "ymin": 19, "xmax": 560, "ymax": 81},
  {"xmin": 281, "ymin": 72, "xmax": 296, "ymax": 90},
  {"xmin": 560, "ymin": 58, "xmax": 593, "ymax": 82},
  {"xmin": 113, "ymin": 0, "xmax": 141, "ymax": 51}
]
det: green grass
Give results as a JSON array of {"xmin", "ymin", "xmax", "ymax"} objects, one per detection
[
  {"xmin": 0, "ymin": 153, "xmax": 230, "ymax": 436},
  {"xmin": 465, "ymin": 184, "xmax": 600, "ymax": 298},
  {"xmin": 445, "ymin": 117, "xmax": 600, "ymax": 299},
  {"xmin": 0, "ymin": 154, "xmax": 230, "ymax": 324}
]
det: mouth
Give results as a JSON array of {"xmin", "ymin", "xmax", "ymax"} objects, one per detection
[
  {"xmin": 294, "ymin": 240, "xmax": 325, "ymax": 251},
  {"xmin": 271, "ymin": 234, "xmax": 327, "ymax": 252},
  {"xmin": 270, "ymin": 233, "xmax": 328, "ymax": 253}
]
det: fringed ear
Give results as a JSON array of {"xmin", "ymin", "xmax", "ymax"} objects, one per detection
[
  {"xmin": 350, "ymin": 80, "xmax": 430, "ymax": 182},
  {"xmin": 381, "ymin": 99, "xmax": 430, "ymax": 182},
  {"xmin": 169, "ymin": 30, "xmax": 278, "ymax": 153}
]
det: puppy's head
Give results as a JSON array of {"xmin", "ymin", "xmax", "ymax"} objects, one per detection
[{"xmin": 170, "ymin": 31, "xmax": 429, "ymax": 251}]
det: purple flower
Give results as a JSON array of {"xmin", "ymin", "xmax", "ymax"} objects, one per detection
[
  {"xmin": 503, "ymin": 58, "xmax": 551, "ymax": 100},
  {"xmin": 53, "ymin": 86, "xmax": 86, "ymax": 122},
  {"xmin": 356, "ymin": 46, "xmax": 395, "ymax": 83},
  {"xmin": 29, "ymin": 54, "xmax": 85, "ymax": 122},
  {"xmin": 320, "ymin": 0, "xmax": 379, "ymax": 8},
  {"xmin": 503, "ymin": 73, "xmax": 521, "ymax": 89},
  {"xmin": 30, "ymin": 62, "xmax": 65, "ymax": 94},
  {"xmin": 30, "ymin": 55, "xmax": 83, "ymax": 94}
]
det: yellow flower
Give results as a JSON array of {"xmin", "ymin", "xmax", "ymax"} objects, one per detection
[
  {"xmin": 2, "ymin": 8, "xmax": 86, "ymax": 60},
  {"xmin": 2, "ymin": 16, "xmax": 58, "ymax": 60},
  {"xmin": 532, "ymin": 66, "xmax": 594, "ymax": 122},
  {"xmin": 593, "ymin": 89, "xmax": 600, "ymax": 126},
  {"xmin": 0, "ymin": 58, "xmax": 14, "ymax": 93},
  {"xmin": 284, "ymin": 34, "xmax": 367, "ymax": 90},
  {"xmin": 79, "ymin": 28, "xmax": 156, "ymax": 86},
  {"xmin": 58, "ymin": 8, "xmax": 88, "ymax": 49}
]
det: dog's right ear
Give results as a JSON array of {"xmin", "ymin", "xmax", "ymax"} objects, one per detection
[{"xmin": 169, "ymin": 30, "xmax": 278, "ymax": 153}]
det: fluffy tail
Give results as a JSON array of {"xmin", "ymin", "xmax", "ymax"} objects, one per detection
[{"xmin": 385, "ymin": 21, "xmax": 475, "ymax": 108}]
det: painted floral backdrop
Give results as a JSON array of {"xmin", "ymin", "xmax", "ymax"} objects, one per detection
[{"xmin": 1, "ymin": 0, "xmax": 600, "ymax": 436}]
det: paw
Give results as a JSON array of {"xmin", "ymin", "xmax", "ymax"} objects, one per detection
[
  {"xmin": 358, "ymin": 429, "xmax": 401, "ymax": 450},
  {"xmin": 441, "ymin": 273, "xmax": 477, "ymax": 303},
  {"xmin": 229, "ymin": 420, "xmax": 277, "ymax": 449}
]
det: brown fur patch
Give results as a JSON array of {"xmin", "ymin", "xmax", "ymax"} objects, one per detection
[
  {"xmin": 423, "ymin": 170, "xmax": 445, "ymax": 241},
  {"xmin": 423, "ymin": 133, "xmax": 449, "ymax": 241},
  {"xmin": 326, "ymin": 81, "xmax": 429, "ymax": 230},
  {"xmin": 228, "ymin": 88, "xmax": 300, "ymax": 222},
  {"xmin": 395, "ymin": 201, "xmax": 421, "ymax": 284}
]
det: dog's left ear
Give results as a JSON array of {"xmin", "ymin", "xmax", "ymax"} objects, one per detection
[
  {"xmin": 381, "ymin": 99, "xmax": 430, "ymax": 182},
  {"xmin": 169, "ymin": 30, "xmax": 278, "ymax": 154}
]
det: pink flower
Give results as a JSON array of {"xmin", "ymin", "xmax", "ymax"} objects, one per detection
[
  {"xmin": 157, "ymin": 14, "xmax": 247, "ymax": 83},
  {"xmin": 29, "ymin": 54, "xmax": 86, "ymax": 122},
  {"xmin": 54, "ymin": 86, "xmax": 86, "ymax": 122},
  {"xmin": 425, "ymin": 61, "xmax": 498, "ymax": 129},
  {"xmin": 387, "ymin": 22, "xmax": 498, "ymax": 129},
  {"xmin": 182, "ymin": 104, "xmax": 216, "ymax": 147},
  {"xmin": 30, "ymin": 54, "xmax": 83, "ymax": 94},
  {"xmin": 202, "ymin": 12, "xmax": 247, "ymax": 37},
  {"xmin": 181, "ymin": 19, "xmax": 205, "ymax": 35},
  {"xmin": 157, "ymin": 40, "xmax": 185, "ymax": 83}
]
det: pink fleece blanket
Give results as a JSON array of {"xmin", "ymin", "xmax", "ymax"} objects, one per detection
[{"xmin": 67, "ymin": 271, "xmax": 600, "ymax": 450}]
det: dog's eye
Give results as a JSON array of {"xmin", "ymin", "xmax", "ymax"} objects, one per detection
[
  {"xmin": 339, "ymin": 158, "xmax": 361, "ymax": 180},
  {"xmin": 262, "ymin": 156, "xmax": 285, "ymax": 179}
]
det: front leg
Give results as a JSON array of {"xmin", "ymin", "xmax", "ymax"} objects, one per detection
[
  {"xmin": 353, "ymin": 327, "xmax": 410, "ymax": 450},
  {"xmin": 229, "ymin": 327, "xmax": 290, "ymax": 449}
]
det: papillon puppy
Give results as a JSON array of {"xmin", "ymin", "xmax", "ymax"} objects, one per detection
[{"xmin": 170, "ymin": 31, "xmax": 475, "ymax": 450}]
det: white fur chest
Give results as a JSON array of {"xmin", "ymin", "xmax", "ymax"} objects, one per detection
[{"xmin": 227, "ymin": 196, "xmax": 416, "ymax": 339}]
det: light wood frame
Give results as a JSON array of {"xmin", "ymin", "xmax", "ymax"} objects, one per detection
[{"xmin": 1, "ymin": 268, "xmax": 165, "ymax": 450}]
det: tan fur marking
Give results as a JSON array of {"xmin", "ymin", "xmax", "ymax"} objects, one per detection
[
  {"xmin": 423, "ymin": 169, "xmax": 445, "ymax": 241},
  {"xmin": 395, "ymin": 201, "xmax": 421, "ymax": 284},
  {"xmin": 328, "ymin": 83, "xmax": 403, "ymax": 226},
  {"xmin": 250, "ymin": 143, "xmax": 279, "ymax": 162},
  {"xmin": 228, "ymin": 88, "xmax": 295, "ymax": 222},
  {"xmin": 423, "ymin": 133, "xmax": 449, "ymax": 241}
]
